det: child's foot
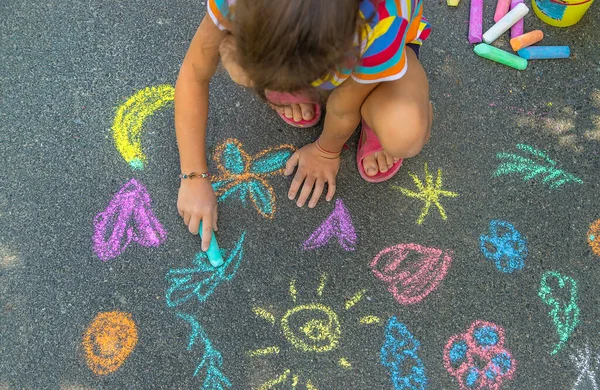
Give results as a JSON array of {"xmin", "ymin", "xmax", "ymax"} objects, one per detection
[
  {"xmin": 269, "ymin": 103, "xmax": 315, "ymax": 123},
  {"xmin": 361, "ymin": 144, "xmax": 401, "ymax": 177}
]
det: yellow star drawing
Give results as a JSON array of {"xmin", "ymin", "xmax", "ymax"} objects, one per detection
[{"xmin": 392, "ymin": 163, "xmax": 459, "ymax": 225}]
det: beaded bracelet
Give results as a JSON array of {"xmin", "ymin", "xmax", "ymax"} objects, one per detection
[{"xmin": 179, "ymin": 172, "xmax": 211, "ymax": 179}]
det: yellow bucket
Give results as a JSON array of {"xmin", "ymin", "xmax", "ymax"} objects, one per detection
[{"xmin": 532, "ymin": 0, "xmax": 594, "ymax": 26}]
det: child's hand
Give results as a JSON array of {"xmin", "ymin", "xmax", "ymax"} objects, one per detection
[
  {"xmin": 284, "ymin": 142, "xmax": 340, "ymax": 208},
  {"xmin": 177, "ymin": 178, "xmax": 218, "ymax": 251}
]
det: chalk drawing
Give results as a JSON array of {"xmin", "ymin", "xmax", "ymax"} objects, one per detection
[
  {"xmin": 176, "ymin": 312, "xmax": 232, "ymax": 389},
  {"xmin": 539, "ymin": 271, "xmax": 580, "ymax": 355},
  {"xmin": 165, "ymin": 231, "xmax": 246, "ymax": 307},
  {"xmin": 570, "ymin": 343, "xmax": 600, "ymax": 390},
  {"xmin": 81, "ymin": 311, "xmax": 138, "ymax": 376},
  {"xmin": 112, "ymin": 85, "xmax": 175, "ymax": 170},
  {"xmin": 370, "ymin": 243, "xmax": 453, "ymax": 305},
  {"xmin": 302, "ymin": 199, "xmax": 357, "ymax": 251},
  {"xmin": 93, "ymin": 178, "xmax": 166, "ymax": 261},
  {"xmin": 381, "ymin": 317, "xmax": 427, "ymax": 390},
  {"xmin": 392, "ymin": 163, "xmax": 459, "ymax": 225},
  {"xmin": 494, "ymin": 144, "xmax": 583, "ymax": 189},
  {"xmin": 250, "ymin": 274, "xmax": 381, "ymax": 389},
  {"xmin": 444, "ymin": 321, "xmax": 516, "ymax": 390},
  {"xmin": 211, "ymin": 138, "xmax": 295, "ymax": 219},
  {"xmin": 480, "ymin": 220, "xmax": 528, "ymax": 273},
  {"xmin": 588, "ymin": 219, "xmax": 600, "ymax": 256}
]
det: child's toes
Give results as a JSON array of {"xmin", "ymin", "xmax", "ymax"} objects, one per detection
[
  {"xmin": 299, "ymin": 103, "xmax": 314, "ymax": 120},
  {"xmin": 292, "ymin": 104, "xmax": 303, "ymax": 122},
  {"xmin": 377, "ymin": 153, "xmax": 388, "ymax": 173},
  {"xmin": 363, "ymin": 154, "xmax": 378, "ymax": 176}
]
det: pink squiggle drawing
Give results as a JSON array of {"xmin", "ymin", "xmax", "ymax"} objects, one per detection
[
  {"xmin": 93, "ymin": 178, "xmax": 166, "ymax": 261},
  {"xmin": 370, "ymin": 243, "xmax": 453, "ymax": 305},
  {"xmin": 302, "ymin": 199, "xmax": 357, "ymax": 251},
  {"xmin": 443, "ymin": 321, "xmax": 516, "ymax": 390}
]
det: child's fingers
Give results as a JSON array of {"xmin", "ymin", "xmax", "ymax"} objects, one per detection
[
  {"xmin": 296, "ymin": 177, "xmax": 315, "ymax": 207},
  {"xmin": 201, "ymin": 218, "xmax": 213, "ymax": 251},
  {"xmin": 183, "ymin": 212, "xmax": 192, "ymax": 227},
  {"xmin": 284, "ymin": 153, "xmax": 300, "ymax": 176},
  {"xmin": 325, "ymin": 178, "xmax": 337, "ymax": 201},
  {"xmin": 288, "ymin": 170, "xmax": 306, "ymax": 200},
  {"xmin": 212, "ymin": 209, "xmax": 218, "ymax": 232},
  {"xmin": 308, "ymin": 179, "xmax": 325, "ymax": 208},
  {"xmin": 188, "ymin": 215, "xmax": 201, "ymax": 235}
]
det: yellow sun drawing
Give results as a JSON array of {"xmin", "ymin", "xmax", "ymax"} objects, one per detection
[{"xmin": 248, "ymin": 274, "xmax": 382, "ymax": 389}]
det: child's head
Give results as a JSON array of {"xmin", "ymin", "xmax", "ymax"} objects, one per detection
[{"xmin": 233, "ymin": 0, "xmax": 362, "ymax": 97}]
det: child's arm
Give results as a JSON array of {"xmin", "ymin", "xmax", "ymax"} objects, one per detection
[
  {"xmin": 175, "ymin": 15, "xmax": 227, "ymax": 250},
  {"xmin": 284, "ymin": 79, "xmax": 379, "ymax": 208}
]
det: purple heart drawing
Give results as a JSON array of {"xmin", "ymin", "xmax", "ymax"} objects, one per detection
[
  {"xmin": 93, "ymin": 178, "xmax": 166, "ymax": 261},
  {"xmin": 302, "ymin": 199, "xmax": 357, "ymax": 251}
]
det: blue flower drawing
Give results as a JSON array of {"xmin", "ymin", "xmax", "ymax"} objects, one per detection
[{"xmin": 480, "ymin": 220, "xmax": 528, "ymax": 273}]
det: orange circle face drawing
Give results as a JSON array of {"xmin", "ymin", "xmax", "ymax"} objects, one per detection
[
  {"xmin": 588, "ymin": 219, "xmax": 600, "ymax": 256},
  {"xmin": 82, "ymin": 311, "xmax": 138, "ymax": 375}
]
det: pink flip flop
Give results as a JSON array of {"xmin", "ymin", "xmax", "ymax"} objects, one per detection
[
  {"xmin": 265, "ymin": 90, "xmax": 322, "ymax": 128},
  {"xmin": 357, "ymin": 119, "xmax": 403, "ymax": 183}
]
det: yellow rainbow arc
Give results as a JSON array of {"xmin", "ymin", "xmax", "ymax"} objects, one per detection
[{"xmin": 112, "ymin": 85, "xmax": 175, "ymax": 170}]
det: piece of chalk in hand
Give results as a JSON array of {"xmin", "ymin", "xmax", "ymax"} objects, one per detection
[
  {"xmin": 483, "ymin": 3, "xmax": 529, "ymax": 44},
  {"xmin": 199, "ymin": 221, "xmax": 224, "ymax": 267},
  {"xmin": 517, "ymin": 46, "xmax": 570, "ymax": 60},
  {"xmin": 474, "ymin": 43, "xmax": 528, "ymax": 70}
]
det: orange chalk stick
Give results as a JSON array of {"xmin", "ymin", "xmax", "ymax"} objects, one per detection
[{"xmin": 510, "ymin": 30, "xmax": 544, "ymax": 51}]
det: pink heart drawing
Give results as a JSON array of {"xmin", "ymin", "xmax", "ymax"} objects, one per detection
[
  {"xmin": 370, "ymin": 243, "xmax": 453, "ymax": 305},
  {"xmin": 93, "ymin": 178, "xmax": 166, "ymax": 261}
]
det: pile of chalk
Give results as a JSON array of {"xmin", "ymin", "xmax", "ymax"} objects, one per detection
[{"xmin": 451, "ymin": 0, "xmax": 571, "ymax": 70}]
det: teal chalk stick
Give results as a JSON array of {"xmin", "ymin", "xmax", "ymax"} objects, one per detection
[
  {"xmin": 199, "ymin": 221, "xmax": 224, "ymax": 267},
  {"xmin": 474, "ymin": 43, "xmax": 528, "ymax": 70},
  {"xmin": 517, "ymin": 46, "xmax": 570, "ymax": 60}
]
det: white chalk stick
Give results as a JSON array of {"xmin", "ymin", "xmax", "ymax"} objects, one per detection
[{"xmin": 483, "ymin": 3, "xmax": 529, "ymax": 44}]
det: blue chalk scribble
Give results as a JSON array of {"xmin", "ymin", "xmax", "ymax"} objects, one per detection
[
  {"xmin": 449, "ymin": 340, "xmax": 468, "ymax": 363},
  {"xmin": 176, "ymin": 312, "xmax": 232, "ymax": 389},
  {"xmin": 381, "ymin": 317, "xmax": 428, "ymax": 390},
  {"xmin": 166, "ymin": 231, "xmax": 246, "ymax": 307},
  {"xmin": 480, "ymin": 220, "xmax": 528, "ymax": 273},
  {"xmin": 473, "ymin": 325, "xmax": 499, "ymax": 349}
]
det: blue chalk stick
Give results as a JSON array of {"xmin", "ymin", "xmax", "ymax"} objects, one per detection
[
  {"xmin": 517, "ymin": 46, "xmax": 570, "ymax": 60},
  {"xmin": 199, "ymin": 221, "xmax": 224, "ymax": 267}
]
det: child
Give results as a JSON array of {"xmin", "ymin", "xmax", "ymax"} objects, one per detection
[{"xmin": 175, "ymin": 0, "xmax": 432, "ymax": 250}]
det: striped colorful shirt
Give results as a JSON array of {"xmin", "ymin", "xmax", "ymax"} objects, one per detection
[{"xmin": 208, "ymin": 0, "xmax": 431, "ymax": 90}]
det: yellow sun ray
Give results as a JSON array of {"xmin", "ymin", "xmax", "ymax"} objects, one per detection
[
  {"xmin": 258, "ymin": 369, "xmax": 291, "ymax": 390},
  {"xmin": 290, "ymin": 279, "xmax": 297, "ymax": 303},
  {"xmin": 338, "ymin": 357, "xmax": 352, "ymax": 370},
  {"xmin": 247, "ymin": 346, "xmax": 280, "ymax": 357},
  {"xmin": 345, "ymin": 289, "xmax": 366, "ymax": 310},
  {"xmin": 292, "ymin": 374, "xmax": 299, "ymax": 387},
  {"xmin": 306, "ymin": 380, "xmax": 318, "ymax": 390},
  {"xmin": 316, "ymin": 273, "xmax": 327, "ymax": 297},
  {"xmin": 359, "ymin": 315, "xmax": 382, "ymax": 325},
  {"xmin": 253, "ymin": 307, "xmax": 275, "ymax": 325}
]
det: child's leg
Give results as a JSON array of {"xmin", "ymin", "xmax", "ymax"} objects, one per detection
[{"xmin": 359, "ymin": 47, "xmax": 432, "ymax": 176}]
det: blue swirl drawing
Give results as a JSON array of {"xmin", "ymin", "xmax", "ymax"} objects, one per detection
[
  {"xmin": 381, "ymin": 317, "xmax": 428, "ymax": 390},
  {"xmin": 176, "ymin": 312, "xmax": 232, "ymax": 389},
  {"xmin": 480, "ymin": 220, "xmax": 527, "ymax": 273},
  {"xmin": 166, "ymin": 231, "xmax": 246, "ymax": 307}
]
